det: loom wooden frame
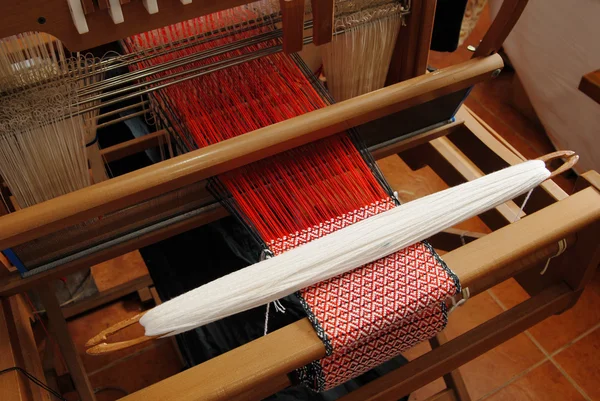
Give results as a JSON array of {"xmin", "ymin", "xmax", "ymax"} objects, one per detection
[{"xmin": 4, "ymin": 1, "xmax": 598, "ymax": 401}]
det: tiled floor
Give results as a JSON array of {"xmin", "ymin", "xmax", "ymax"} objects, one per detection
[{"xmin": 54, "ymin": 5, "xmax": 600, "ymax": 401}]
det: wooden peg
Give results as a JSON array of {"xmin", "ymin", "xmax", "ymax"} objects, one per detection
[
  {"xmin": 280, "ymin": 0, "xmax": 305, "ymax": 54},
  {"xmin": 311, "ymin": 0, "xmax": 334, "ymax": 46}
]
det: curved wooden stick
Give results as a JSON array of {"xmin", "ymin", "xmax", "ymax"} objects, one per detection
[
  {"xmin": 537, "ymin": 150, "xmax": 579, "ymax": 179},
  {"xmin": 85, "ymin": 311, "xmax": 161, "ymax": 355}
]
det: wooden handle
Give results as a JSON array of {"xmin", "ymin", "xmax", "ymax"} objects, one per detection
[{"xmin": 0, "ymin": 54, "xmax": 503, "ymax": 251}]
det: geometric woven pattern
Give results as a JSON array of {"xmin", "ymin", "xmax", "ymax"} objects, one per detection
[{"xmin": 273, "ymin": 199, "xmax": 460, "ymax": 392}]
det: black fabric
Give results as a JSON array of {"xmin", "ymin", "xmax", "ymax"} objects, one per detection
[
  {"xmin": 141, "ymin": 216, "xmax": 409, "ymax": 400},
  {"xmin": 430, "ymin": 0, "xmax": 469, "ymax": 52}
]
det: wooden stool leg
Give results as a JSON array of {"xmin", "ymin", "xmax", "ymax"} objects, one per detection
[
  {"xmin": 429, "ymin": 333, "xmax": 472, "ymax": 401},
  {"xmin": 37, "ymin": 284, "xmax": 96, "ymax": 401}
]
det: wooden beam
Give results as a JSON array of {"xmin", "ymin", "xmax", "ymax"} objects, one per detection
[
  {"xmin": 310, "ymin": 0, "xmax": 334, "ymax": 46},
  {"xmin": 370, "ymin": 119, "xmax": 464, "ymax": 160},
  {"xmin": 120, "ymin": 319, "xmax": 323, "ymax": 401},
  {"xmin": 579, "ymin": 69, "xmax": 600, "ymax": 105},
  {"xmin": 428, "ymin": 228, "xmax": 486, "ymax": 253},
  {"xmin": 100, "ymin": 130, "xmax": 167, "ymax": 163},
  {"xmin": 0, "ymin": 206, "xmax": 227, "ymax": 297},
  {"xmin": 62, "ymin": 274, "xmax": 153, "ymax": 319},
  {"xmin": 336, "ymin": 284, "xmax": 575, "ymax": 401},
  {"xmin": 37, "ymin": 285, "xmax": 95, "ymax": 401},
  {"xmin": 424, "ymin": 389, "xmax": 457, "ymax": 401},
  {"xmin": 0, "ymin": 55, "xmax": 503, "ymax": 252},
  {"xmin": 280, "ymin": 0, "xmax": 305, "ymax": 54}
]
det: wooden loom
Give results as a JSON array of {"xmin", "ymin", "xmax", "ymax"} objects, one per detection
[{"xmin": 0, "ymin": 1, "xmax": 599, "ymax": 401}]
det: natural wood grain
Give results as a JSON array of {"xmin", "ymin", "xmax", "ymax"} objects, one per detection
[
  {"xmin": 310, "ymin": 0, "xmax": 334, "ymax": 46},
  {"xmin": 386, "ymin": 0, "xmax": 421, "ymax": 84},
  {"xmin": 100, "ymin": 130, "xmax": 167, "ymax": 163},
  {"xmin": 120, "ymin": 319, "xmax": 323, "ymax": 401},
  {"xmin": 579, "ymin": 69, "xmax": 600, "ymax": 105},
  {"xmin": 9, "ymin": 295, "xmax": 51, "ymax": 401},
  {"xmin": 62, "ymin": 274, "xmax": 153, "ymax": 319},
  {"xmin": 0, "ymin": 299, "xmax": 34, "ymax": 401},
  {"xmin": 370, "ymin": 120, "xmax": 464, "ymax": 160},
  {"xmin": 0, "ymin": 55, "xmax": 503, "ymax": 251},
  {"xmin": 37, "ymin": 285, "xmax": 96, "ymax": 401},
  {"xmin": 473, "ymin": 0, "xmax": 529, "ymax": 58},
  {"xmin": 413, "ymin": 0, "xmax": 437, "ymax": 77},
  {"xmin": 430, "ymin": 333, "xmax": 472, "ymax": 401},
  {"xmin": 280, "ymin": 0, "xmax": 305, "ymax": 54},
  {"xmin": 430, "ymin": 136, "xmax": 524, "ymax": 222}
]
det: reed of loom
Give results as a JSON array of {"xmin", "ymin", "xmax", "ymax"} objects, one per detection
[{"xmin": 0, "ymin": 1, "xmax": 599, "ymax": 401}]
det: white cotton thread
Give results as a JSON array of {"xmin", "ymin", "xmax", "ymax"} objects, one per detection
[
  {"xmin": 448, "ymin": 287, "xmax": 470, "ymax": 315},
  {"xmin": 512, "ymin": 188, "xmax": 534, "ymax": 223},
  {"xmin": 540, "ymin": 239, "xmax": 567, "ymax": 275},
  {"xmin": 140, "ymin": 160, "xmax": 551, "ymax": 337}
]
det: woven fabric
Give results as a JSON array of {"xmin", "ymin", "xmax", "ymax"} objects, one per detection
[{"xmin": 271, "ymin": 200, "xmax": 460, "ymax": 391}]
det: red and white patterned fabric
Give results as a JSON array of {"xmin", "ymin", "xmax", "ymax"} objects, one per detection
[{"xmin": 270, "ymin": 198, "xmax": 460, "ymax": 391}]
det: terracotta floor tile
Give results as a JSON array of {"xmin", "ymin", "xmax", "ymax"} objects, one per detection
[
  {"xmin": 444, "ymin": 291, "xmax": 545, "ymax": 400},
  {"xmin": 88, "ymin": 341, "xmax": 182, "ymax": 398},
  {"xmin": 491, "ymin": 273, "xmax": 600, "ymax": 353},
  {"xmin": 489, "ymin": 278, "xmax": 530, "ymax": 310},
  {"xmin": 67, "ymin": 294, "xmax": 159, "ymax": 374},
  {"xmin": 528, "ymin": 273, "xmax": 600, "ymax": 353},
  {"xmin": 408, "ymin": 378, "xmax": 447, "ymax": 401},
  {"xmin": 482, "ymin": 361, "xmax": 585, "ymax": 401},
  {"xmin": 554, "ymin": 326, "xmax": 600, "ymax": 400}
]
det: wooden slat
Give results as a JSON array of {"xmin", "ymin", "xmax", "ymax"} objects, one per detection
[
  {"xmin": 37, "ymin": 285, "xmax": 96, "ymax": 401},
  {"xmin": 100, "ymin": 130, "xmax": 167, "ymax": 163},
  {"xmin": 62, "ymin": 274, "xmax": 153, "ymax": 319},
  {"xmin": 310, "ymin": 0, "xmax": 334, "ymax": 46},
  {"xmin": 370, "ymin": 119, "xmax": 464, "ymax": 160},
  {"xmin": 337, "ymin": 284, "xmax": 575, "ymax": 401},
  {"xmin": 579, "ymin": 69, "xmax": 600, "ymax": 105},
  {"xmin": 279, "ymin": 0, "xmax": 305, "ymax": 54},
  {"xmin": 430, "ymin": 136, "xmax": 524, "ymax": 222},
  {"xmin": 473, "ymin": 0, "xmax": 530, "ymax": 58},
  {"xmin": 458, "ymin": 106, "xmax": 568, "ymax": 203},
  {"xmin": 0, "ymin": 55, "xmax": 503, "ymax": 252}
]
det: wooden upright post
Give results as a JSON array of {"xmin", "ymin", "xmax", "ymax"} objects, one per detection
[{"xmin": 37, "ymin": 285, "xmax": 96, "ymax": 401}]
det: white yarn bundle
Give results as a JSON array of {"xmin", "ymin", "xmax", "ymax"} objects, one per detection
[{"xmin": 140, "ymin": 160, "xmax": 550, "ymax": 337}]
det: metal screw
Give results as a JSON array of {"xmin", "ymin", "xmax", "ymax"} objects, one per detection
[
  {"xmin": 492, "ymin": 69, "xmax": 502, "ymax": 78},
  {"xmin": 467, "ymin": 45, "xmax": 477, "ymax": 52}
]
